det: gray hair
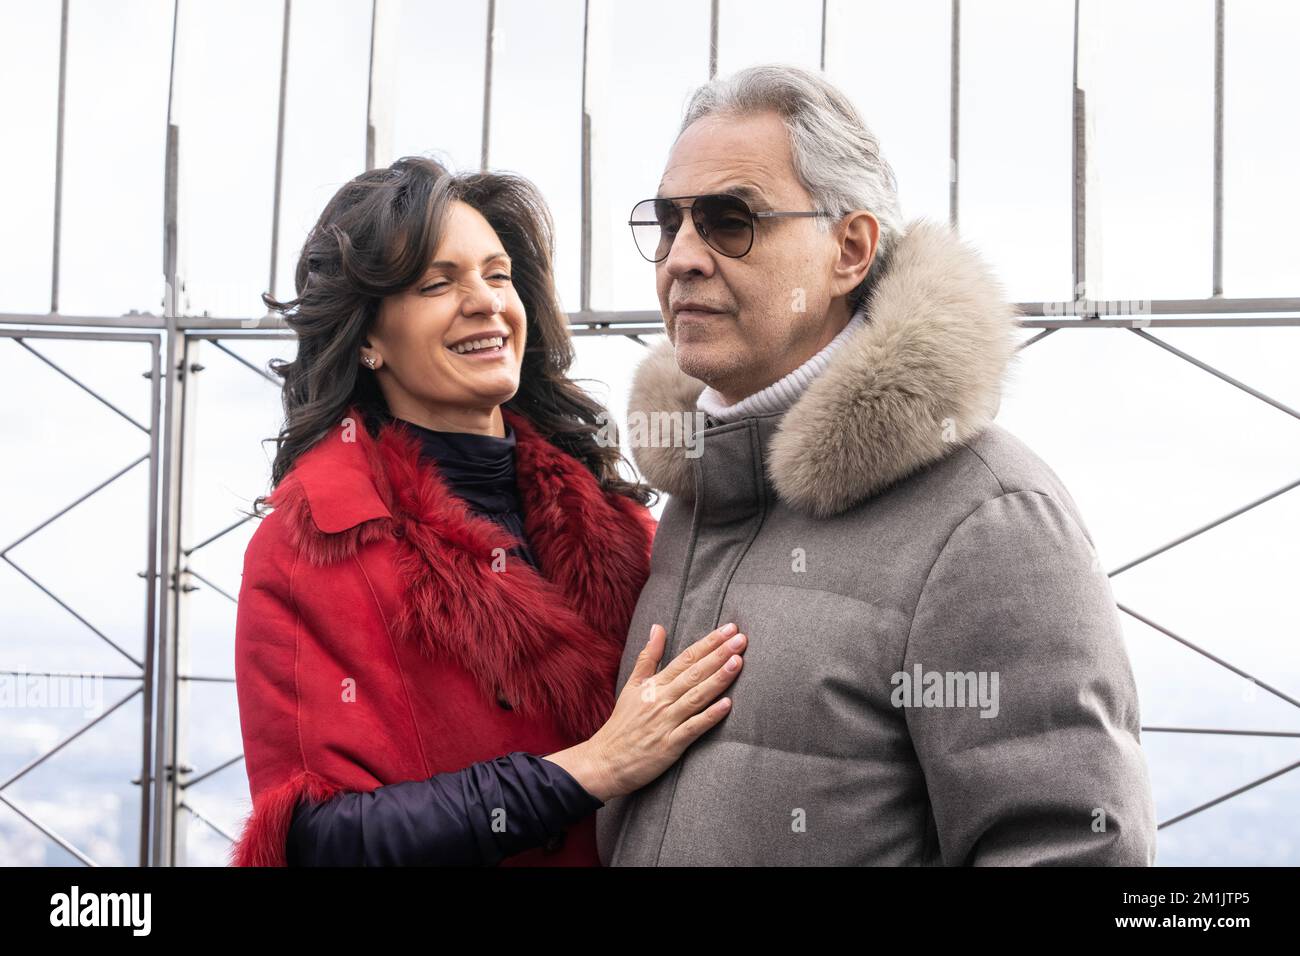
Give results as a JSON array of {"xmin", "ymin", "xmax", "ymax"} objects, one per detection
[{"xmin": 677, "ymin": 64, "xmax": 905, "ymax": 312}]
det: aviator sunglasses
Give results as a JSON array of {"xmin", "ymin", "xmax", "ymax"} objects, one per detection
[{"xmin": 629, "ymin": 193, "xmax": 836, "ymax": 262}]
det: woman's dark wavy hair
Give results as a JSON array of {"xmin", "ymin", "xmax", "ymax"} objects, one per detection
[{"xmin": 255, "ymin": 155, "xmax": 653, "ymax": 512}]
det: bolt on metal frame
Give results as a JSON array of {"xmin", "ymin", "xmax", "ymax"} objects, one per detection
[{"xmin": 0, "ymin": 0, "xmax": 1297, "ymax": 865}]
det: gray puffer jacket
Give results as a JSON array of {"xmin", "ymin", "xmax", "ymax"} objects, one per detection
[{"xmin": 596, "ymin": 219, "xmax": 1158, "ymax": 866}]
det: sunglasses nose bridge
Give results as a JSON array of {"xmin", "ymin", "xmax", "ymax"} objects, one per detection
[
  {"xmin": 656, "ymin": 199, "xmax": 712, "ymax": 264},
  {"xmin": 680, "ymin": 197, "xmax": 751, "ymax": 262}
]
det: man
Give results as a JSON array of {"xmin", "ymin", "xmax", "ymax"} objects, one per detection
[{"xmin": 595, "ymin": 65, "xmax": 1157, "ymax": 865}]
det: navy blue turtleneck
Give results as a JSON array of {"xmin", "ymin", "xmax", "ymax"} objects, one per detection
[
  {"xmin": 393, "ymin": 416, "xmax": 541, "ymax": 571},
  {"xmin": 282, "ymin": 415, "xmax": 602, "ymax": 866}
]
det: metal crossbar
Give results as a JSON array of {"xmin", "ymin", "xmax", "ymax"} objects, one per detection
[
  {"xmin": 0, "ymin": 330, "xmax": 160, "ymax": 866},
  {"xmin": 1016, "ymin": 327, "xmax": 1300, "ymax": 829}
]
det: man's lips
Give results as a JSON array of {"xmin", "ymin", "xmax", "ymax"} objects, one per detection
[{"xmin": 673, "ymin": 304, "xmax": 729, "ymax": 320}]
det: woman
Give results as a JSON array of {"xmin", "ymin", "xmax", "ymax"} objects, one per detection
[{"xmin": 230, "ymin": 157, "xmax": 746, "ymax": 866}]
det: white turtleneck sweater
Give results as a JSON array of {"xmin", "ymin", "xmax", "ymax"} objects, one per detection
[{"xmin": 695, "ymin": 301, "xmax": 869, "ymax": 424}]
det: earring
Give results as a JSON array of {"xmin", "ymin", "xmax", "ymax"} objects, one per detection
[{"xmin": 363, "ymin": 355, "xmax": 377, "ymax": 370}]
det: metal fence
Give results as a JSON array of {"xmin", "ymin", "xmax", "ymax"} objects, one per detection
[{"xmin": 1, "ymin": 0, "xmax": 1296, "ymax": 865}]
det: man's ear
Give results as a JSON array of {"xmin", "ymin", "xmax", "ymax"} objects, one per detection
[{"xmin": 830, "ymin": 210, "xmax": 879, "ymax": 299}]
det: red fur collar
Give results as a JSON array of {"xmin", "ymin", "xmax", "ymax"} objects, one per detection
[{"xmin": 267, "ymin": 406, "xmax": 653, "ymax": 739}]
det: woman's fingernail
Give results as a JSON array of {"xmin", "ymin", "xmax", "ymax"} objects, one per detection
[
  {"xmin": 725, "ymin": 654, "xmax": 741, "ymax": 671},
  {"xmin": 727, "ymin": 634, "xmax": 745, "ymax": 650},
  {"xmin": 719, "ymin": 623, "xmax": 738, "ymax": 636}
]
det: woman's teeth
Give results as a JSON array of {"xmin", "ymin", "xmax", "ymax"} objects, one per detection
[{"xmin": 449, "ymin": 336, "xmax": 505, "ymax": 355}]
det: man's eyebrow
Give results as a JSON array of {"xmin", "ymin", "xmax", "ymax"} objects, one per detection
[
  {"xmin": 654, "ymin": 183, "xmax": 772, "ymax": 210},
  {"xmin": 425, "ymin": 251, "xmax": 511, "ymax": 271},
  {"xmin": 721, "ymin": 183, "xmax": 772, "ymax": 209}
]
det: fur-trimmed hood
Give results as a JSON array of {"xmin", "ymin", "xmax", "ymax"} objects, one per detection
[{"xmin": 627, "ymin": 218, "xmax": 1022, "ymax": 518}]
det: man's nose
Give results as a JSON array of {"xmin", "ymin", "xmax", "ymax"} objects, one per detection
[{"xmin": 662, "ymin": 210, "xmax": 716, "ymax": 279}]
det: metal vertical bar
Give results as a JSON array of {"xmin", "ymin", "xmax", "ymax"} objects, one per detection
[
  {"xmin": 949, "ymin": 0, "xmax": 960, "ymax": 228},
  {"xmin": 579, "ymin": 0, "xmax": 611, "ymax": 313},
  {"xmin": 1071, "ymin": 0, "xmax": 1086, "ymax": 298},
  {"xmin": 366, "ymin": 0, "xmax": 378, "ymax": 169},
  {"xmin": 153, "ymin": 325, "xmax": 196, "ymax": 866},
  {"xmin": 709, "ymin": 0, "xmax": 719, "ymax": 79},
  {"xmin": 819, "ymin": 0, "xmax": 827, "ymax": 71},
  {"xmin": 50, "ymin": 0, "xmax": 69, "ymax": 314},
  {"xmin": 580, "ymin": 0, "xmax": 592, "ymax": 312},
  {"xmin": 153, "ymin": 328, "xmax": 196, "ymax": 866},
  {"xmin": 1212, "ymin": 0, "xmax": 1224, "ymax": 297},
  {"xmin": 269, "ymin": 0, "xmax": 291, "ymax": 296},
  {"xmin": 481, "ymin": 0, "xmax": 496, "ymax": 172},
  {"xmin": 153, "ymin": 0, "xmax": 183, "ymax": 867},
  {"xmin": 163, "ymin": 127, "xmax": 178, "ymax": 292},
  {"xmin": 154, "ymin": 161, "xmax": 180, "ymax": 867},
  {"xmin": 168, "ymin": 335, "xmax": 199, "ymax": 867},
  {"xmin": 366, "ymin": 0, "xmax": 398, "ymax": 173},
  {"xmin": 138, "ymin": 333, "xmax": 162, "ymax": 867},
  {"xmin": 162, "ymin": 0, "xmax": 180, "ymax": 291}
]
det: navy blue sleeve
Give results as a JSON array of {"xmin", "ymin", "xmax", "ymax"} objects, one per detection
[{"xmin": 285, "ymin": 752, "xmax": 603, "ymax": 866}]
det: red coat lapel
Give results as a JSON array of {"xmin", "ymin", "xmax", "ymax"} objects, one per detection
[{"xmin": 272, "ymin": 406, "xmax": 654, "ymax": 741}]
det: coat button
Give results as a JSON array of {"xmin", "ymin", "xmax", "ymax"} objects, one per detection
[
  {"xmin": 392, "ymin": 524, "xmax": 405, "ymax": 538},
  {"xmin": 542, "ymin": 831, "xmax": 565, "ymax": 853}
]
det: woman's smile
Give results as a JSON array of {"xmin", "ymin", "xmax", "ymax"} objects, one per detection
[{"xmin": 445, "ymin": 331, "xmax": 512, "ymax": 361}]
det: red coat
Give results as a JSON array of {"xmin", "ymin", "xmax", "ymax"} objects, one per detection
[{"xmin": 229, "ymin": 405, "xmax": 655, "ymax": 866}]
